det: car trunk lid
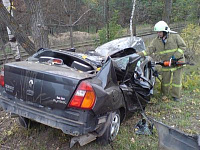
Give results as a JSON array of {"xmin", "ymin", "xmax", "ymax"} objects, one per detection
[{"xmin": 4, "ymin": 61, "xmax": 93, "ymax": 110}]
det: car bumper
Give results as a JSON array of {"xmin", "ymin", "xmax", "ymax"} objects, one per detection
[{"xmin": 0, "ymin": 91, "xmax": 107, "ymax": 136}]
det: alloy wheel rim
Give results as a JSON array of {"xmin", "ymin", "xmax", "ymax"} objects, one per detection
[{"xmin": 110, "ymin": 113, "xmax": 120, "ymax": 141}]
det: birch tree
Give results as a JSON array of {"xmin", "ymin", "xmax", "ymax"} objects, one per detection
[{"xmin": 130, "ymin": 0, "xmax": 136, "ymax": 41}]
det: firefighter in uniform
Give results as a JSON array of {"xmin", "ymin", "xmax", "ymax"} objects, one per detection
[{"xmin": 138, "ymin": 21, "xmax": 186, "ymax": 101}]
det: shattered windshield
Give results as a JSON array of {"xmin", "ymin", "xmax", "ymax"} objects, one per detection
[{"xmin": 113, "ymin": 54, "xmax": 141, "ymax": 70}]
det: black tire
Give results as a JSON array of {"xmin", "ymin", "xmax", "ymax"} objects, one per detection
[
  {"xmin": 97, "ymin": 110, "xmax": 121, "ymax": 145},
  {"xmin": 18, "ymin": 116, "xmax": 38, "ymax": 129}
]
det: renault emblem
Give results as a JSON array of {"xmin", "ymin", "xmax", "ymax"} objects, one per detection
[{"xmin": 29, "ymin": 79, "xmax": 34, "ymax": 88}]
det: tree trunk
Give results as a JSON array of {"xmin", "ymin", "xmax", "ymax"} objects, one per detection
[
  {"xmin": 0, "ymin": 23, "xmax": 8, "ymax": 63},
  {"xmin": 2, "ymin": 0, "xmax": 22, "ymax": 60},
  {"xmin": 0, "ymin": 22, "xmax": 8, "ymax": 44},
  {"xmin": 198, "ymin": 3, "xmax": 200, "ymax": 26},
  {"xmin": 105, "ymin": 0, "xmax": 109, "ymax": 40},
  {"xmin": 0, "ymin": 1, "xmax": 36, "ymax": 55},
  {"xmin": 69, "ymin": 14, "xmax": 74, "ymax": 48},
  {"xmin": 199, "ymin": 17, "xmax": 200, "ymax": 26},
  {"xmin": 24, "ymin": 0, "xmax": 49, "ymax": 50},
  {"xmin": 162, "ymin": 0, "xmax": 173, "ymax": 24},
  {"xmin": 130, "ymin": 0, "xmax": 137, "ymax": 39},
  {"xmin": 0, "ymin": 44, "xmax": 8, "ymax": 63},
  {"xmin": 133, "ymin": 15, "xmax": 136, "ymax": 36}
]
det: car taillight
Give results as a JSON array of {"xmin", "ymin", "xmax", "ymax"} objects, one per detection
[
  {"xmin": 68, "ymin": 81, "xmax": 96, "ymax": 109},
  {"xmin": 52, "ymin": 58, "xmax": 63, "ymax": 65},
  {"xmin": 0, "ymin": 67, "xmax": 4, "ymax": 87}
]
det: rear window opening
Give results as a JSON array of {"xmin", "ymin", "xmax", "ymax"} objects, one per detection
[
  {"xmin": 28, "ymin": 50, "xmax": 95, "ymax": 73},
  {"xmin": 111, "ymin": 48, "xmax": 136, "ymax": 58}
]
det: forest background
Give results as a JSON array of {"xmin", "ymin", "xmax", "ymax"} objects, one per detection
[{"xmin": 0, "ymin": 0, "xmax": 199, "ymax": 52}]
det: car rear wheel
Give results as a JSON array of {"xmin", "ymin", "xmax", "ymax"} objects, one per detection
[
  {"xmin": 97, "ymin": 110, "xmax": 120, "ymax": 145},
  {"xmin": 18, "ymin": 116, "xmax": 38, "ymax": 129}
]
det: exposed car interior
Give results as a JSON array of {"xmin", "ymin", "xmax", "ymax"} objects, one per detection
[
  {"xmin": 29, "ymin": 49, "xmax": 95, "ymax": 73},
  {"xmin": 28, "ymin": 48, "xmax": 154, "ymax": 87}
]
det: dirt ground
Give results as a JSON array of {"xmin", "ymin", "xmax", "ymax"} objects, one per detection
[
  {"xmin": 0, "ymin": 108, "xmax": 133, "ymax": 150},
  {"xmin": 0, "ymin": 109, "xmax": 95, "ymax": 150}
]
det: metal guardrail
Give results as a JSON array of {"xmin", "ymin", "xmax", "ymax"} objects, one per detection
[{"xmin": 0, "ymin": 23, "xmax": 186, "ymax": 62}]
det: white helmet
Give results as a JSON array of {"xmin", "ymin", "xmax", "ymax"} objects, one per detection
[{"xmin": 154, "ymin": 21, "xmax": 170, "ymax": 32}]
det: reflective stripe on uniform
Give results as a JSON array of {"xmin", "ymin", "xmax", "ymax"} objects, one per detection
[
  {"xmin": 172, "ymin": 83, "xmax": 182, "ymax": 88},
  {"xmin": 163, "ymin": 83, "xmax": 170, "ymax": 87},
  {"xmin": 177, "ymin": 49, "xmax": 184, "ymax": 54},
  {"xmin": 142, "ymin": 51, "xmax": 147, "ymax": 56},
  {"xmin": 159, "ymin": 48, "xmax": 184, "ymax": 55},
  {"xmin": 161, "ymin": 66, "xmax": 185, "ymax": 72},
  {"xmin": 161, "ymin": 67, "xmax": 177, "ymax": 72}
]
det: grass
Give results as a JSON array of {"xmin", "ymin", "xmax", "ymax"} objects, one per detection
[
  {"xmin": 0, "ymin": 45, "xmax": 13, "ymax": 56},
  {"xmin": 111, "ymin": 118, "xmax": 158, "ymax": 150}
]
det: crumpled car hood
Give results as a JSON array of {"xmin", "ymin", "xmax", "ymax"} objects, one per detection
[{"xmin": 95, "ymin": 37, "xmax": 145, "ymax": 57}]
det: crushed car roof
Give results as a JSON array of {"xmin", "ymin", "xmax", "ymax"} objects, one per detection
[{"xmin": 95, "ymin": 37, "xmax": 146, "ymax": 57}]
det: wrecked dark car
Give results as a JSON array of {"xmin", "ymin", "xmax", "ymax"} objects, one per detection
[{"xmin": 0, "ymin": 37, "xmax": 155, "ymax": 147}]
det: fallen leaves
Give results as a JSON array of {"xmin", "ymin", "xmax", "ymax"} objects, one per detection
[
  {"xmin": 7, "ymin": 130, "xmax": 12, "ymax": 136},
  {"xmin": 161, "ymin": 96, "xmax": 170, "ymax": 102},
  {"xmin": 130, "ymin": 137, "xmax": 135, "ymax": 143},
  {"xmin": 184, "ymin": 129, "xmax": 195, "ymax": 134},
  {"xmin": 173, "ymin": 108, "xmax": 182, "ymax": 113},
  {"xmin": 193, "ymin": 89, "xmax": 200, "ymax": 93},
  {"xmin": 191, "ymin": 101, "xmax": 197, "ymax": 105}
]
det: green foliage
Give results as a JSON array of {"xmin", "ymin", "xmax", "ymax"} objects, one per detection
[
  {"xmin": 181, "ymin": 24, "xmax": 200, "ymax": 61},
  {"xmin": 82, "ymin": 0, "xmax": 199, "ymax": 32},
  {"xmin": 182, "ymin": 71, "xmax": 200, "ymax": 92},
  {"xmin": 172, "ymin": 0, "xmax": 199, "ymax": 22},
  {"xmin": 139, "ymin": 0, "xmax": 164, "ymax": 23},
  {"xmin": 98, "ymin": 10, "xmax": 122, "ymax": 45},
  {"xmin": 98, "ymin": 28, "xmax": 107, "ymax": 45}
]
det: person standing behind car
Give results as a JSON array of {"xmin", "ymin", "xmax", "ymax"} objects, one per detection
[
  {"xmin": 9, "ymin": 37, "xmax": 21, "ymax": 61},
  {"xmin": 138, "ymin": 21, "xmax": 187, "ymax": 101}
]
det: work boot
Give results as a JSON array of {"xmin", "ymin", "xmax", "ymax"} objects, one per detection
[{"xmin": 172, "ymin": 97, "xmax": 179, "ymax": 102}]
